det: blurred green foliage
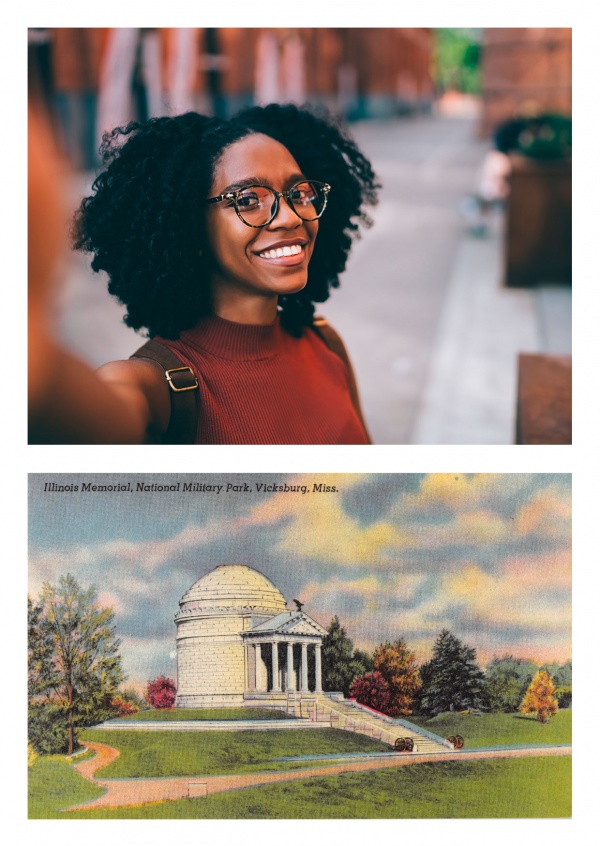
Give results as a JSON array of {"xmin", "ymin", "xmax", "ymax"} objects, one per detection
[{"xmin": 434, "ymin": 29, "xmax": 482, "ymax": 94}]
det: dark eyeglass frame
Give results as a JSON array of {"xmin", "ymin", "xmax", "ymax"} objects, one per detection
[{"xmin": 206, "ymin": 179, "xmax": 331, "ymax": 228}]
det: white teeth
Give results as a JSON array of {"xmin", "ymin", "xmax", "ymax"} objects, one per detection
[{"xmin": 259, "ymin": 244, "xmax": 303, "ymax": 259}]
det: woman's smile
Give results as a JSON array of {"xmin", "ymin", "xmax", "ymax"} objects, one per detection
[{"xmin": 255, "ymin": 238, "xmax": 309, "ymax": 264}]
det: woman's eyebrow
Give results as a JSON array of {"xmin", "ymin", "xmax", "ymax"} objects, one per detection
[{"xmin": 223, "ymin": 173, "xmax": 306, "ymax": 192}]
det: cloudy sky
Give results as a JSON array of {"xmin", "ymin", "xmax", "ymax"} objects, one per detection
[{"xmin": 28, "ymin": 473, "xmax": 571, "ymax": 689}]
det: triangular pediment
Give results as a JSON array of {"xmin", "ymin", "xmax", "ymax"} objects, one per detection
[
  {"xmin": 283, "ymin": 618, "xmax": 324, "ymax": 636},
  {"xmin": 246, "ymin": 610, "xmax": 327, "ymax": 637}
]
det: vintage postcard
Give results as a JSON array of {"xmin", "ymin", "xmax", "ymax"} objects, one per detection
[{"xmin": 28, "ymin": 473, "xmax": 571, "ymax": 818}]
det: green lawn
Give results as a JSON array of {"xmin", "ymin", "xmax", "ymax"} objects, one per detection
[
  {"xmin": 408, "ymin": 709, "xmax": 571, "ymax": 748},
  {"xmin": 79, "ymin": 727, "xmax": 388, "ymax": 778},
  {"xmin": 113, "ymin": 707, "xmax": 296, "ymax": 722},
  {"xmin": 46, "ymin": 756, "xmax": 571, "ymax": 819},
  {"xmin": 30, "ymin": 711, "xmax": 572, "ymax": 819},
  {"xmin": 28, "ymin": 755, "xmax": 105, "ymax": 818}
]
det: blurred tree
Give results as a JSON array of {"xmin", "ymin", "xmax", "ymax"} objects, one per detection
[{"xmin": 434, "ymin": 28, "xmax": 481, "ymax": 94}]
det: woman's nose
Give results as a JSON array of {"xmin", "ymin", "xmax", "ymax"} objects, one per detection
[{"xmin": 268, "ymin": 195, "xmax": 301, "ymax": 228}]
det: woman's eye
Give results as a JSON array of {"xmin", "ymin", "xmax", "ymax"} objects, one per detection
[
  {"xmin": 292, "ymin": 187, "xmax": 316, "ymax": 204},
  {"xmin": 237, "ymin": 192, "xmax": 261, "ymax": 208}
]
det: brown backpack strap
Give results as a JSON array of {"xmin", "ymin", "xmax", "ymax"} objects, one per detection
[
  {"xmin": 312, "ymin": 317, "xmax": 371, "ymax": 443},
  {"xmin": 130, "ymin": 340, "xmax": 199, "ymax": 445}
]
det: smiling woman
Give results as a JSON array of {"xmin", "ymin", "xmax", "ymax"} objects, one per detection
[{"xmin": 33, "ymin": 104, "xmax": 379, "ymax": 445}]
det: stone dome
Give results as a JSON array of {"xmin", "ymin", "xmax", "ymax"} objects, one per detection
[{"xmin": 177, "ymin": 565, "xmax": 287, "ymax": 615}]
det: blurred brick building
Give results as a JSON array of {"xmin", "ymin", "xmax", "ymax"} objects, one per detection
[
  {"xmin": 479, "ymin": 28, "xmax": 572, "ymax": 138},
  {"xmin": 215, "ymin": 28, "xmax": 434, "ymax": 118},
  {"xmin": 30, "ymin": 28, "xmax": 435, "ymax": 168}
]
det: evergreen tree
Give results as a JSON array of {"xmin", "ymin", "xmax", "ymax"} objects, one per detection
[
  {"xmin": 373, "ymin": 639, "xmax": 421, "ymax": 716},
  {"xmin": 419, "ymin": 629, "xmax": 486, "ymax": 715},
  {"xmin": 28, "ymin": 574, "xmax": 124, "ymax": 754},
  {"xmin": 321, "ymin": 616, "xmax": 368, "ymax": 696},
  {"xmin": 520, "ymin": 669, "xmax": 558, "ymax": 724},
  {"xmin": 353, "ymin": 648, "xmax": 375, "ymax": 674}
]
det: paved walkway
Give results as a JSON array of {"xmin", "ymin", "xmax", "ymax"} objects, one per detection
[{"xmin": 70, "ymin": 740, "xmax": 571, "ymax": 811}]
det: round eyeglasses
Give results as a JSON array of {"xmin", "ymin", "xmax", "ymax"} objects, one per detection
[{"xmin": 207, "ymin": 180, "xmax": 331, "ymax": 228}]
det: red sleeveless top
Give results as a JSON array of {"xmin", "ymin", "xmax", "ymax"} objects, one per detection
[{"xmin": 156, "ymin": 314, "xmax": 369, "ymax": 445}]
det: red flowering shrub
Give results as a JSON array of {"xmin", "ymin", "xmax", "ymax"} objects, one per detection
[
  {"xmin": 349, "ymin": 672, "xmax": 391, "ymax": 714},
  {"xmin": 146, "ymin": 676, "xmax": 177, "ymax": 709},
  {"xmin": 111, "ymin": 694, "xmax": 140, "ymax": 717}
]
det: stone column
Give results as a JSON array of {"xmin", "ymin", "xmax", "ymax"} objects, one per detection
[
  {"xmin": 246, "ymin": 644, "xmax": 253, "ymax": 692},
  {"xmin": 271, "ymin": 641, "xmax": 279, "ymax": 692},
  {"xmin": 287, "ymin": 641, "xmax": 295, "ymax": 691},
  {"xmin": 301, "ymin": 642, "xmax": 309, "ymax": 692},
  {"xmin": 254, "ymin": 644, "xmax": 262, "ymax": 691},
  {"xmin": 314, "ymin": 643, "xmax": 322, "ymax": 693}
]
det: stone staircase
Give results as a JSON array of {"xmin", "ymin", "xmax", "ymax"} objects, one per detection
[
  {"xmin": 309, "ymin": 694, "xmax": 452, "ymax": 754},
  {"xmin": 243, "ymin": 691, "xmax": 452, "ymax": 754}
]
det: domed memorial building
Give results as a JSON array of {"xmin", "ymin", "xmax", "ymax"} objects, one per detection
[{"xmin": 175, "ymin": 565, "xmax": 327, "ymax": 708}]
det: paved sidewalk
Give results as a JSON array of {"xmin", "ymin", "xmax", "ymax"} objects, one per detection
[
  {"xmin": 70, "ymin": 740, "xmax": 571, "ymax": 811},
  {"xmin": 411, "ymin": 212, "xmax": 571, "ymax": 444}
]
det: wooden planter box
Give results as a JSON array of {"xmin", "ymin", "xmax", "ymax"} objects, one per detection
[
  {"xmin": 515, "ymin": 354, "xmax": 572, "ymax": 444},
  {"xmin": 505, "ymin": 155, "xmax": 571, "ymax": 287}
]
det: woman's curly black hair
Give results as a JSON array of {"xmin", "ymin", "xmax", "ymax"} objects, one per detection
[{"xmin": 73, "ymin": 103, "xmax": 379, "ymax": 338}]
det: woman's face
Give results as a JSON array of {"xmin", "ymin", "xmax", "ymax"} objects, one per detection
[{"xmin": 205, "ymin": 133, "xmax": 319, "ymax": 307}]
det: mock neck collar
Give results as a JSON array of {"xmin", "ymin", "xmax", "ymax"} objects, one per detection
[{"xmin": 178, "ymin": 313, "xmax": 286, "ymax": 361}]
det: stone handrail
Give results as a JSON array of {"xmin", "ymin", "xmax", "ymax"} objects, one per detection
[
  {"xmin": 330, "ymin": 697, "xmax": 453, "ymax": 749},
  {"xmin": 319, "ymin": 700, "xmax": 398, "ymax": 746}
]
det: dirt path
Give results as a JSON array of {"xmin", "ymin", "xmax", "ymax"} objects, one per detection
[
  {"xmin": 68, "ymin": 742, "xmax": 571, "ymax": 811},
  {"xmin": 74, "ymin": 741, "xmax": 120, "ymax": 780}
]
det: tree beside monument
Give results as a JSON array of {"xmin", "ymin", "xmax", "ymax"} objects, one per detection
[{"xmin": 28, "ymin": 574, "xmax": 124, "ymax": 755}]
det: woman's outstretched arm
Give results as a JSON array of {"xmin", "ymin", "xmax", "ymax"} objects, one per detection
[
  {"xmin": 29, "ymin": 314, "xmax": 170, "ymax": 444},
  {"xmin": 28, "ymin": 104, "xmax": 170, "ymax": 445}
]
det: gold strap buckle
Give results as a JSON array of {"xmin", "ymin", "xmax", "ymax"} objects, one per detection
[{"xmin": 165, "ymin": 366, "xmax": 198, "ymax": 392}]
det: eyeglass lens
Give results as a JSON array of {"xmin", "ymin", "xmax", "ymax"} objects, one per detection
[{"xmin": 236, "ymin": 181, "xmax": 326, "ymax": 225}]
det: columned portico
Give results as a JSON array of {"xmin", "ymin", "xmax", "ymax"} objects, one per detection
[
  {"xmin": 243, "ymin": 610, "xmax": 327, "ymax": 698},
  {"xmin": 245, "ymin": 637, "xmax": 323, "ymax": 694}
]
